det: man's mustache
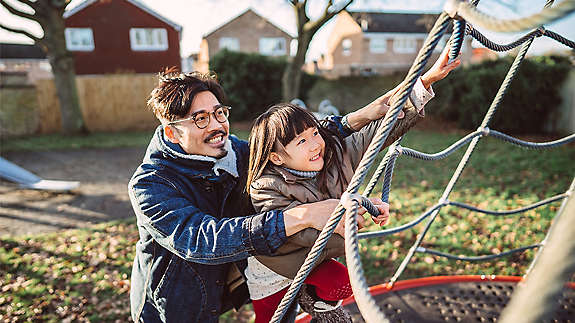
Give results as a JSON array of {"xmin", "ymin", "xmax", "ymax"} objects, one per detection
[{"xmin": 204, "ymin": 130, "xmax": 227, "ymax": 143}]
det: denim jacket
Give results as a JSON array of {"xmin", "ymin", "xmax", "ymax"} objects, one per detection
[{"xmin": 128, "ymin": 126, "xmax": 287, "ymax": 322}]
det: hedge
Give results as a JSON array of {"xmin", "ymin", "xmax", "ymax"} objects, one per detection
[
  {"xmin": 209, "ymin": 50, "xmax": 319, "ymax": 121},
  {"xmin": 427, "ymin": 55, "xmax": 572, "ymax": 134}
]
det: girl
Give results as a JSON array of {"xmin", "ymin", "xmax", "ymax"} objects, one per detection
[{"xmin": 246, "ymin": 49, "xmax": 459, "ymax": 322}]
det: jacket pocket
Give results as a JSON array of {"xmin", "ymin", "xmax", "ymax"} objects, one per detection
[{"xmin": 153, "ymin": 256, "xmax": 207, "ymax": 322}]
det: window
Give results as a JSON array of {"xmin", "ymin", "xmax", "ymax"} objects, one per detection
[
  {"xmin": 259, "ymin": 37, "xmax": 286, "ymax": 56},
  {"xmin": 342, "ymin": 38, "xmax": 352, "ymax": 56},
  {"xmin": 65, "ymin": 28, "xmax": 94, "ymax": 51},
  {"xmin": 130, "ymin": 28, "xmax": 168, "ymax": 51},
  {"xmin": 369, "ymin": 38, "xmax": 387, "ymax": 53},
  {"xmin": 219, "ymin": 37, "xmax": 239, "ymax": 51},
  {"xmin": 393, "ymin": 38, "xmax": 417, "ymax": 53}
]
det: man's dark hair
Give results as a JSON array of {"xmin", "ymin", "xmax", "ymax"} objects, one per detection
[{"xmin": 147, "ymin": 67, "xmax": 226, "ymax": 122}]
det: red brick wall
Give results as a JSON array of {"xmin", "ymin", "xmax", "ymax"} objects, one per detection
[{"xmin": 65, "ymin": 0, "xmax": 180, "ymax": 75}]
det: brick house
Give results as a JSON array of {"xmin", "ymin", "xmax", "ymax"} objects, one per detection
[
  {"xmin": 317, "ymin": 11, "xmax": 472, "ymax": 77},
  {"xmin": 63, "ymin": 0, "xmax": 182, "ymax": 74},
  {"xmin": 197, "ymin": 8, "xmax": 293, "ymax": 72}
]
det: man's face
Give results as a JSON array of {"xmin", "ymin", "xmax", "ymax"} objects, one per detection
[{"xmin": 166, "ymin": 91, "xmax": 230, "ymax": 158}]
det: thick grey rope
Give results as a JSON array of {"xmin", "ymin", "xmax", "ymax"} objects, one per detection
[
  {"xmin": 345, "ymin": 201, "xmax": 389, "ymax": 323},
  {"xmin": 469, "ymin": 26, "xmax": 575, "ymax": 51},
  {"xmin": 363, "ymin": 140, "xmax": 402, "ymax": 197},
  {"xmin": 270, "ymin": 11, "xmax": 452, "ymax": 323},
  {"xmin": 544, "ymin": 29, "xmax": 575, "ymax": 48},
  {"xmin": 380, "ymin": 146, "xmax": 401, "ymax": 203},
  {"xmin": 446, "ymin": 0, "xmax": 575, "ymax": 33},
  {"xmin": 417, "ymin": 244, "xmax": 542, "ymax": 262},
  {"xmin": 449, "ymin": 19, "xmax": 467, "ymax": 61},
  {"xmin": 468, "ymin": 26, "xmax": 543, "ymax": 51},
  {"xmin": 500, "ymin": 178, "xmax": 575, "ymax": 323},
  {"xmin": 388, "ymin": 35, "xmax": 536, "ymax": 286},
  {"xmin": 400, "ymin": 130, "xmax": 575, "ymax": 161},
  {"xmin": 343, "ymin": 14, "xmax": 452, "ymax": 323},
  {"xmin": 357, "ymin": 193, "xmax": 568, "ymax": 240}
]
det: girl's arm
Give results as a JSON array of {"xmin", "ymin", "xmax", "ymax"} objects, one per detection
[{"xmin": 345, "ymin": 47, "xmax": 460, "ymax": 131}]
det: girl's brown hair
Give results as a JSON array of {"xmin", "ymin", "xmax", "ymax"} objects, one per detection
[{"xmin": 247, "ymin": 103, "xmax": 347, "ymax": 194}]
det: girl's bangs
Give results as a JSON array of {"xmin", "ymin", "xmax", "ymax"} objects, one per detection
[{"xmin": 273, "ymin": 106, "xmax": 318, "ymax": 147}]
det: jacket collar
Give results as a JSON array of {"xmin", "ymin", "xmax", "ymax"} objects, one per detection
[{"xmin": 266, "ymin": 165, "xmax": 312, "ymax": 184}]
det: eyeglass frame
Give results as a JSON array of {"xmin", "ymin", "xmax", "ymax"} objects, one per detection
[{"xmin": 167, "ymin": 105, "xmax": 231, "ymax": 129}]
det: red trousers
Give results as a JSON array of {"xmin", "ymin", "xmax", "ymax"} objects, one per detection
[{"xmin": 252, "ymin": 259, "xmax": 352, "ymax": 323}]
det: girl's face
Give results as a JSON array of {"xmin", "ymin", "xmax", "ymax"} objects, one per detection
[{"xmin": 270, "ymin": 127, "xmax": 325, "ymax": 172}]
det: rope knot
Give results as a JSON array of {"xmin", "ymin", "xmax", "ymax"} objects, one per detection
[
  {"xmin": 479, "ymin": 127, "xmax": 490, "ymax": 136},
  {"xmin": 536, "ymin": 26, "xmax": 546, "ymax": 37},
  {"xmin": 443, "ymin": 0, "xmax": 461, "ymax": 19}
]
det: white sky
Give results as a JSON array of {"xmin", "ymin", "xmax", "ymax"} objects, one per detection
[{"xmin": 1, "ymin": 0, "xmax": 574, "ymax": 61}]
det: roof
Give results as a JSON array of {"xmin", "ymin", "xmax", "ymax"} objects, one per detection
[
  {"xmin": 0, "ymin": 43, "xmax": 46, "ymax": 59},
  {"xmin": 64, "ymin": 0, "xmax": 182, "ymax": 32},
  {"xmin": 348, "ymin": 11, "xmax": 445, "ymax": 34},
  {"xmin": 203, "ymin": 8, "xmax": 293, "ymax": 38}
]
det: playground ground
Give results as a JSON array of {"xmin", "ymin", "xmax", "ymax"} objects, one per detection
[{"xmin": 0, "ymin": 146, "xmax": 143, "ymax": 237}]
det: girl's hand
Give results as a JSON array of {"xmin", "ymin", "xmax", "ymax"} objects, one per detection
[
  {"xmin": 421, "ymin": 46, "xmax": 461, "ymax": 89},
  {"xmin": 367, "ymin": 197, "xmax": 390, "ymax": 227}
]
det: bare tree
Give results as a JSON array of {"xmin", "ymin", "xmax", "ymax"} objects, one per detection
[
  {"xmin": 0, "ymin": 0, "xmax": 85, "ymax": 134},
  {"xmin": 283, "ymin": 0, "xmax": 353, "ymax": 101}
]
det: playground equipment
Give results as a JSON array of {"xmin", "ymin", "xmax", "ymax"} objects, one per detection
[
  {"xmin": 271, "ymin": 0, "xmax": 575, "ymax": 322},
  {"xmin": 0, "ymin": 157, "xmax": 79, "ymax": 191}
]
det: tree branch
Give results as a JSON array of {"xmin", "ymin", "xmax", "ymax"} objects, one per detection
[
  {"xmin": 0, "ymin": 22, "xmax": 41, "ymax": 42},
  {"xmin": 12, "ymin": 0, "xmax": 37, "ymax": 10},
  {"xmin": 0, "ymin": 0, "xmax": 36, "ymax": 21},
  {"xmin": 307, "ymin": 0, "xmax": 353, "ymax": 34}
]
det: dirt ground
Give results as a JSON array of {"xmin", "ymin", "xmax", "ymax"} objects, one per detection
[{"xmin": 0, "ymin": 147, "xmax": 145, "ymax": 237}]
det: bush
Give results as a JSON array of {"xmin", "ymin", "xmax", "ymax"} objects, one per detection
[
  {"xmin": 209, "ymin": 50, "xmax": 319, "ymax": 121},
  {"xmin": 427, "ymin": 55, "xmax": 572, "ymax": 134}
]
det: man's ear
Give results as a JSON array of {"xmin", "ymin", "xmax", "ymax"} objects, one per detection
[
  {"xmin": 269, "ymin": 152, "xmax": 284, "ymax": 166},
  {"xmin": 163, "ymin": 125, "xmax": 180, "ymax": 144}
]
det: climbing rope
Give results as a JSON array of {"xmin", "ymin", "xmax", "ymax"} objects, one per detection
[
  {"xmin": 445, "ymin": 0, "xmax": 575, "ymax": 32},
  {"xmin": 270, "ymin": 0, "xmax": 575, "ymax": 321}
]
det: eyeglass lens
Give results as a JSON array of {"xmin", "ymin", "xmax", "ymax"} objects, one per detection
[{"xmin": 195, "ymin": 106, "xmax": 230, "ymax": 129}]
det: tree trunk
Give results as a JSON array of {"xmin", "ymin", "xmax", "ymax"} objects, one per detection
[
  {"xmin": 40, "ymin": 3, "xmax": 85, "ymax": 134},
  {"xmin": 49, "ymin": 52, "xmax": 84, "ymax": 133},
  {"xmin": 282, "ymin": 33, "xmax": 311, "ymax": 102}
]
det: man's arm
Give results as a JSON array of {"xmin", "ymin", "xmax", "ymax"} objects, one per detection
[
  {"xmin": 129, "ymin": 173, "xmax": 287, "ymax": 265},
  {"xmin": 130, "ymin": 171, "xmax": 347, "ymax": 264}
]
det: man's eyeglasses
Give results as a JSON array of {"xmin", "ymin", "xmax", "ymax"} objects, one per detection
[{"xmin": 168, "ymin": 105, "xmax": 231, "ymax": 129}]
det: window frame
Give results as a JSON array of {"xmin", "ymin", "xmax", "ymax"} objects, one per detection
[
  {"xmin": 342, "ymin": 38, "xmax": 352, "ymax": 56},
  {"xmin": 129, "ymin": 28, "xmax": 169, "ymax": 51},
  {"xmin": 393, "ymin": 37, "xmax": 417, "ymax": 54},
  {"xmin": 259, "ymin": 37, "xmax": 287, "ymax": 56},
  {"xmin": 219, "ymin": 37, "xmax": 240, "ymax": 51},
  {"xmin": 369, "ymin": 37, "xmax": 387, "ymax": 53},
  {"xmin": 65, "ymin": 28, "xmax": 95, "ymax": 51}
]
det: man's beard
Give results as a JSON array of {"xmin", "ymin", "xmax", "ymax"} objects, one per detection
[
  {"xmin": 205, "ymin": 130, "xmax": 228, "ymax": 159},
  {"xmin": 214, "ymin": 148, "xmax": 228, "ymax": 159}
]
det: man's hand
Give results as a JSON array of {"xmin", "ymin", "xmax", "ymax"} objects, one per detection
[{"xmin": 421, "ymin": 46, "xmax": 461, "ymax": 89}]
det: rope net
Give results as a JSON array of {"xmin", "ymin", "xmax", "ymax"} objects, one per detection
[{"xmin": 270, "ymin": 1, "xmax": 575, "ymax": 322}]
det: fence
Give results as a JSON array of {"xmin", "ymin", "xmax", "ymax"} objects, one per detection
[{"xmin": 36, "ymin": 74, "xmax": 159, "ymax": 133}]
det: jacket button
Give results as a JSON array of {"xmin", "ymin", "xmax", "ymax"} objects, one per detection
[
  {"xmin": 215, "ymin": 280, "xmax": 224, "ymax": 286},
  {"xmin": 205, "ymin": 185, "xmax": 213, "ymax": 192},
  {"xmin": 211, "ymin": 309, "xmax": 218, "ymax": 316}
]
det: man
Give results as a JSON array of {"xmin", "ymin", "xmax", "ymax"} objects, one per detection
[{"xmin": 129, "ymin": 48, "xmax": 458, "ymax": 323}]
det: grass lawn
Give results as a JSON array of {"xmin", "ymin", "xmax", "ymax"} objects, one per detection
[{"xmin": 1, "ymin": 129, "xmax": 574, "ymax": 322}]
